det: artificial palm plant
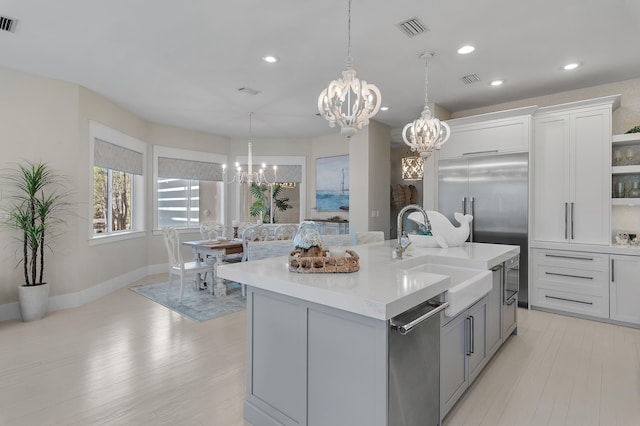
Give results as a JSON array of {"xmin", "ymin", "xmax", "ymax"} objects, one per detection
[
  {"xmin": 249, "ymin": 182, "xmax": 292, "ymax": 223},
  {"xmin": 2, "ymin": 161, "xmax": 70, "ymax": 286}
]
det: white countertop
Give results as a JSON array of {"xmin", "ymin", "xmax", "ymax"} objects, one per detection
[{"xmin": 217, "ymin": 241, "xmax": 519, "ymax": 321}]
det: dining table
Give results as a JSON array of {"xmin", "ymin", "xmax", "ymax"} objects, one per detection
[{"xmin": 182, "ymin": 239, "xmax": 244, "ymax": 296}]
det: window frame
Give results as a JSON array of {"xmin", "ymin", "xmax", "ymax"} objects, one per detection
[
  {"xmin": 153, "ymin": 145, "xmax": 227, "ymax": 233},
  {"xmin": 232, "ymin": 155, "xmax": 306, "ymax": 224},
  {"xmin": 88, "ymin": 121, "xmax": 147, "ymax": 245}
]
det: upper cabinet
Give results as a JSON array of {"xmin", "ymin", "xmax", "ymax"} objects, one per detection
[
  {"xmin": 532, "ymin": 95, "xmax": 620, "ymax": 246},
  {"xmin": 439, "ymin": 107, "xmax": 536, "ymax": 159},
  {"xmin": 612, "ymin": 133, "xmax": 640, "ymax": 205}
]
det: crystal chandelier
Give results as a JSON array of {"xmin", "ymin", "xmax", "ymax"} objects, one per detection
[
  {"xmin": 401, "ymin": 149, "xmax": 424, "ymax": 180},
  {"xmin": 402, "ymin": 52, "xmax": 450, "ymax": 158},
  {"xmin": 317, "ymin": 0, "xmax": 381, "ymax": 138},
  {"xmin": 223, "ymin": 113, "xmax": 277, "ymax": 185}
]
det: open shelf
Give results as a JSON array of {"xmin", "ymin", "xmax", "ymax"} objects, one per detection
[
  {"xmin": 613, "ymin": 133, "xmax": 640, "ymax": 145},
  {"xmin": 612, "ymin": 165, "xmax": 640, "ymax": 175}
]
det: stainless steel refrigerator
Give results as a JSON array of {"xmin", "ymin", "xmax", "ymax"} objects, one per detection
[{"xmin": 438, "ymin": 152, "xmax": 529, "ymax": 307}]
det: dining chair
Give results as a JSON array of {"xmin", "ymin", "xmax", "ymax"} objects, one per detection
[
  {"xmin": 200, "ymin": 222, "xmax": 226, "ymax": 240},
  {"xmin": 273, "ymin": 223, "xmax": 299, "ymax": 240},
  {"xmin": 241, "ymin": 224, "xmax": 268, "ymax": 261},
  {"xmin": 162, "ymin": 227, "xmax": 210, "ymax": 303},
  {"xmin": 356, "ymin": 231, "xmax": 385, "ymax": 245}
]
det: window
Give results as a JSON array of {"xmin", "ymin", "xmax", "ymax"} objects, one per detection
[
  {"xmin": 153, "ymin": 146, "xmax": 226, "ymax": 231},
  {"xmin": 93, "ymin": 167, "xmax": 133, "ymax": 233},
  {"xmin": 89, "ymin": 121, "xmax": 146, "ymax": 242}
]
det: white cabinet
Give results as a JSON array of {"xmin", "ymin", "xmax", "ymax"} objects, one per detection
[
  {"xmin": 440, "ymin": 296, "xmax": 487, "ymax": 418},
  {"xmin": 533, "ymin": 97, "xmax": 618, "ymax": 245},
  {"xmin": 531, "ymin": 248, "xmax": 610, "ymax": 318},
  {"xmin": 610, "ymin": 254, "xmax": 640, "ymax": 324},
  {"xmin": 439, "ymin": 107, "xmax": 534, "ymax": 159}
]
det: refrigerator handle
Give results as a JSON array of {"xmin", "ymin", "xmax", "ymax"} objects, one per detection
[
  {"xmin": 469, "ymin": 197, "xmax": 475, "ymax": 243},
  {"xmin": 571, "ymin": 202, "xmax": 575, "ymax": 240},
  {"xmin": 462, "ymin": 197, "xmax": 467, "ymax": 215},
  {"xmin": 564, "ymin": 203, "xmax": 568, "ymax": 240}
]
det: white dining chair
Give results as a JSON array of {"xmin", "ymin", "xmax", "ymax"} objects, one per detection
[
  {"xmin": 356, "ymin": 231, "xmax": 385, "ymax": 245},
  {"xmin": 162, "ymin": 227, "xmax": 210, "ymax": 303},
  {"xmin": 200, "ymin": 222, "xmax": 226, "ymax": 240},
  {"xmin": 273, "ymin": 223, "xmax": 299, "ymax": 240}
]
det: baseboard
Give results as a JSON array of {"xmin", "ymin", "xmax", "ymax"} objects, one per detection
[{"xmin": 0, "ymin": 263, "xmax": 167, "ymax": 321}]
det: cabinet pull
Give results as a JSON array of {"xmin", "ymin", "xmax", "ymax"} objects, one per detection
[
  {"xmin": 465, "ymin": 317, "xmax": 472, "ymax": 356},
  {"xmin": 545, "ymin": 271, "xmax": 593, "ymax": 280},
  {"xmin": 462, "ymin": 149, "xmax": 499, "ymax": 156},
  {"xmin": 611, "ymin": 258, "xmax": 615, "ymax": 282},
  {"xmin": 545, "ymin": 295, "xmax": 593, "ymax": 305},
  {"xmin": 564, "ymin": 203, "xmax": 568, "ymax": 239},
  {"xmin": 469, "ymin": 315, "xmax": 476, "ymax": 353},
  {"xmin": 570, "ymin": 202, "xmax": 575, "ymax": 240},
  {"xmin": 544, "ymin": 254, "xmax": 594, "ymax": 261}
]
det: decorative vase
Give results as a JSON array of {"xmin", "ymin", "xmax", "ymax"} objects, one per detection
[{"xmin": 18, "ymin": 283, "xmax": 50, "ymax": 322}]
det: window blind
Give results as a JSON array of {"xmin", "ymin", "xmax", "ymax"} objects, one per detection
[
  {"xmin": 158, "ymin": 157, "xmax": 224, "ymax": 181},
  {"xmin": 94, "ymin": 138, "xmax": 144, "ymax": 175}
]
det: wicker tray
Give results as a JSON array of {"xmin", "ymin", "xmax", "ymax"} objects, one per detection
[{"xmin": 288, "ymin": 249, "xmax": 360, "ymax": 273}]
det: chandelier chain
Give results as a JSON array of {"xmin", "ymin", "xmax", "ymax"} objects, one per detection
[
  {"xmin": 423, "ymin": 56, "xmax": 429, "ymax": 107},
  {"xmin": 346, "ymin": 0, "xmax": 353, "ymax": 67}
]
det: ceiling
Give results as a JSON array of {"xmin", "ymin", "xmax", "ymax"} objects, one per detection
[{"xmin": 1, "ymin": 0, "xmax": 639, "ymax": 140}]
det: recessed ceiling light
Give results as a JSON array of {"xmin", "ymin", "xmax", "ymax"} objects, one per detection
[
  {"xmin": 457, "ymin": 45, "xmax": 475, "ymax": 55},
  {"xmin": 262, "ymin": 55, "xmax": 279, "ymax": 63},
  {"xmin": 380, "ymin": 106, "xmax": 390, "ymax": 111},
  {"xmin": 490, "ymin": 80, "xmax": 504, "ymax": 86},
  {"xmin": 563, "ymin": 62, "xmax": 580, "ymax": 70}
]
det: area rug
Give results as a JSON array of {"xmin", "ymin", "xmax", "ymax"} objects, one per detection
[{"xmin": 129, "ymin": 281, "xmax": 245, "ymax": 322}]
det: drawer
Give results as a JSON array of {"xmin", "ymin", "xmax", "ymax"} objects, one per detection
[
  {"xmin": 533, "ymin": 264, "xmax": 608, "ymax": 296},
  {"xmin": 534, "ymin": 287, "xmax": 609, "ymax": 319},
  {"xmin": 532, "ymin": 249, "xmax": 608, "ymax": 271}
]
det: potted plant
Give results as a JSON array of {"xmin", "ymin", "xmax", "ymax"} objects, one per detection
[
  {"xmin": 1, "ymin": 161, "xmax": 70, "ymax": 321},
  {"xmin": 249, "ymin": 182, "xmax": 292, "ymax": 223}
]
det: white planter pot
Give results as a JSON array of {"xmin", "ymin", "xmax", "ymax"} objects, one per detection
[{"xmin": 18, "ymin": 283, "xmax": 50, "ymax": 322}]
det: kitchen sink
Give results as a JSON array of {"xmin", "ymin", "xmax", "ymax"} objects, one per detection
[{"xmin": 407, "ymin": 263, "xmax": 492, "ymax": 317}]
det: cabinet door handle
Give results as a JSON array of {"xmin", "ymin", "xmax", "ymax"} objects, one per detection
[
  {"xmin": 465, "ymin": 317, "xmax": 472, "ymax": 356},
  {"xmin": 545, "ymin": 295, "xmax": 593, "ymax": 305},
  {"xmin": 571, "ymin": 202, "xmax": 575, "ymax": 240},
  {"xmin": 462, "ymin": 149, "xmax": 499, "ymax": 156},
  {"xmin": 545, "ymin": 271, "xmax": 593, "ymax": 280},
  {"xmin": 564, "ymin": 203, "xmax": 568, "ymax": 239},
  {"xmin": 469, "ymin": 315, "xmax": 476, "ymax": 353},
  {"xmin": 545, "ymin": 254, "xmax": 594, "ymax": 261},
  {"xmin": 611, "ymin": 258, "xmax": 615, "ymax": 282}
]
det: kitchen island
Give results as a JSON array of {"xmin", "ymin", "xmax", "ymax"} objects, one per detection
[{"xmin": 218, "ymin": 240, "xmax": 519, "ymax": 426}]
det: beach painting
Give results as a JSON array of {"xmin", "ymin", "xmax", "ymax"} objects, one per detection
[{"xmin": 316, "ymin": 155, "xmax": 349, "ymax": 211}]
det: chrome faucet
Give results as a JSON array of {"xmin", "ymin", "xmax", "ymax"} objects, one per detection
[{"xmin": 395, "ymin": 204, "xmax": 432, "ymax": 259}]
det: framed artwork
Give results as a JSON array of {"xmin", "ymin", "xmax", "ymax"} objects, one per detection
[{"xmin": 316, "ymin": 155, "xmax": 349, "ymax": 211}]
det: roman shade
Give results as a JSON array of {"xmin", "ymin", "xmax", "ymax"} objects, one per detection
[{"xmin": 94, "ymin": 138, "xmax": 144, "ymax": 175}]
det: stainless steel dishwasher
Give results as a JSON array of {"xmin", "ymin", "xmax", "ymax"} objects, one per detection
[{"xmin": 389, "ymin": 297, "xmax": 449, "ymax": 426}]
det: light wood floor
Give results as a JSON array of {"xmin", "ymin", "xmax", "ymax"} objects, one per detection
[{"xmin": 1, "ymin": 275, "xmax": 639, "ymax": 425}]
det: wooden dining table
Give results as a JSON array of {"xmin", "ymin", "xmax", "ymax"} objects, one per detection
[{"xmin": 182, "ymin": 239, "xmax": 243, "ymax": 296}]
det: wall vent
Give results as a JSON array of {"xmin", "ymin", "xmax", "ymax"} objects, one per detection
[
  {"xmin": 0, "ymin": 16, "xmax": 16, "ymax": 33},
  {"xmin": 460, "ymin": 74, "xmax": 481, "ymax": 84},
  {"xmin": 237, "ymin": 86, "xmax": 260, "ymax": 96},
  {"xmin": 397, "ymin": 17, "xmax": 428, "ymax": 37}
]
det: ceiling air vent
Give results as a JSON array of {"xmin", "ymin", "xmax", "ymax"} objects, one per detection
[
  {"xmin": 0, "ymin": 16, "xmax": 16, "ymax": 33},
  {"xmin": 397, "ymin": 17, "xmax": 428, "ymax": 37},
  {"xmin": 237, "ymin": 86, "xmax": 260, "ymax": 96},
  {"xmin": 460, "ymin": 74, "xmax": 481, "ymax": 84}
]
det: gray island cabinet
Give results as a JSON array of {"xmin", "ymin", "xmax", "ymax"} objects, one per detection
[{"xmin": 218, "ymin": 240, "xmax": 519, "ymax": 426}]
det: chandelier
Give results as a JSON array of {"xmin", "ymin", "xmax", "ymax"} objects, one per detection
[
  {"xmin": 317, "ymin": 0, "xmax": 381, "ymax": 138},
  {"xmin": 223, "ymin": 113, "xmax": 277, "ymax": 185},
  {"xmin": 402, "ymin": 52, "xmax": 450, "ymax": 158},
  {"xmin": 401, "ymin": 149, "xmax": 424, "ymax": 180}
]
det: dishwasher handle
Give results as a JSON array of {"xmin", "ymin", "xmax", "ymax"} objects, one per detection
[{"xmin": 390, "ymin": 301, "xmax": 449, "ymax": 335}]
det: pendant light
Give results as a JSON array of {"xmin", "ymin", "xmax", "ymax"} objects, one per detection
[
  {"xmin": 402, "ymin": 52, "xmax": 450, "ymax": 158},
  {"xmin": 317, "ymin": 0, "xmax": 382, "ymax": 138}
]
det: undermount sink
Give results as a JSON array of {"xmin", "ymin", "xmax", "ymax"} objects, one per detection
[{"xmin": 407, "ymin": 263, "xmax": 493, "ymax": 317}]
